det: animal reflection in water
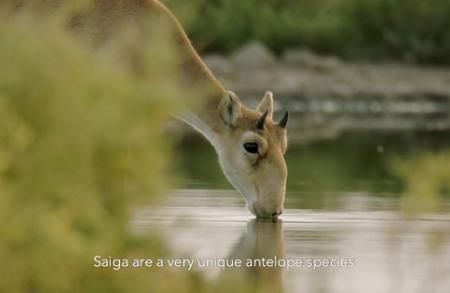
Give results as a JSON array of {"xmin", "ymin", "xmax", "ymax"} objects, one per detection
[{"xmin": 217, "ymin": 219, "xmax": 285, "ymax": 292}]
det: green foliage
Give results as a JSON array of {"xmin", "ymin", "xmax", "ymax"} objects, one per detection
[
  {"xmin": 169, "ymin": 0, "xmax": 450, "ymax": 64},
  {"xmin": 393, "ymin": 151, "xmax": 450, "ymax": 215},
  {"xmin": 169, "ymin": 0, "xmax": 344, "ymax": 54},
  {"xmin": 341, "ymin": 0, "xmax": 450, "ymax": 63},
  {"xmin": 0, "ymin": 3, "xmax": 206, "ymax": 292}
]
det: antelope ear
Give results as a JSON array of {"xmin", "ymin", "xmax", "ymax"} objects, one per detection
[
  {"xmin": 256, "ymin": 91, "xmax": 274, "ymax": 119},
  {"xmin": 219, "ymin": 91, "xmax": 241, "ymax": 126}
]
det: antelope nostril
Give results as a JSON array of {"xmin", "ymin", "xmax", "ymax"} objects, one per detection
[
  {"xmin": 278, "ymin": 211, "xmax": 282, "ymax": 216},
  {"xmin": 271, "ymin": 212, "xmax": 277, "ymax": 217}
]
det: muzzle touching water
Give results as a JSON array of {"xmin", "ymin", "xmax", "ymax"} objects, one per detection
[{"xmin": 248, "ymin": 199, "xmax": 284, "ymax": 218}]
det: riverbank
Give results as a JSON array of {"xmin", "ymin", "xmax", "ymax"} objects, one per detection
[
  {"xmin": 204, "ymin": 42, "xmax": 450, "ymax": 100},
  {"xmin": 196, "ymin": 42, "xmax": 450, "ymax": 141}
]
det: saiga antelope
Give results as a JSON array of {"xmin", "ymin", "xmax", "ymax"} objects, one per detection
[
  {"xmin": 84, "ymin": 0, "xmax": 290, "ymax": 217},
  {"xmin": 146, "ymin": 0, "xmax": 289, "ymax": 218}
]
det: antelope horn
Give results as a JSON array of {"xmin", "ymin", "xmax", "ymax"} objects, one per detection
[
  {"xmin": 278, "ymin": 111, "xmax": 289, "ymax": 128},
  {"xmin": 256, "ymin": 110, "xmax": 268, "ymax": 130}
]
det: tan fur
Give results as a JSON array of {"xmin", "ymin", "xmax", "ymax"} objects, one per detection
[
  {"xmin": 147, "ymin": 1, "xmax": 289, "ymax": 218},
  {"xmin": 216, "ymin": 106, "xmax": 288, "ymax": 217},
  {"xmin": 77, "ymin": 0, "xmax": 289, "ymax": 217},
  {"xmin": 147, "ymin": 1, "xmax": 225, "ymax": 97}
]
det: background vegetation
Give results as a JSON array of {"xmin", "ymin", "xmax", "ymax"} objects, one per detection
[{"xmin": 169, "ymin": 0, "xmax": 450, "ymax": 64}]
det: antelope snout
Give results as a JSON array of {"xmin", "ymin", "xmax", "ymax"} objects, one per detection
[
  {"xmin": 271, "ymin": 210, "xmax": 283, "ymax": 218},
  {"xmin": 250, "ymin": 201, "xmax": 283, "ymax": 218},
  {"xmin": 257, "ymin": 208, "xmax": 283, "ymax": 218}
]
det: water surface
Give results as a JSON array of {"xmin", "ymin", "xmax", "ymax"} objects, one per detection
[{"xmin": 132, "ymin": 132, "xmax": 450, "ymax": 293}]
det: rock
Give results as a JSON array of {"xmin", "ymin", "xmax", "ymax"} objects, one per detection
[
  {"xmin": 282, "ymin": 48, "xmax": 341, "ymax": 72},
  {"xmin": 203, "ymin": 54, "xmax": 234, "ymax": 76},
  {"xmin": 230, "ymin": 41, "xmax": 277, "ymax": 69}
]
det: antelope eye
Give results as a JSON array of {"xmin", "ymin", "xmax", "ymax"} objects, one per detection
[{"xmin": 243, "ymin": 142, "xmax": 259, "ymax": 154}]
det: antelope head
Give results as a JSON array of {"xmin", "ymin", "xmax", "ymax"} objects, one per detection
[{"xmin": 216, "ymin": 91, "xmax": 289, "ymax": 218}]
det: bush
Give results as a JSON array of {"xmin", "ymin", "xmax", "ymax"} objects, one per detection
[
  {"xmin": 0, "ymin": 2, "xmax": 203, "ymax": 292},
  {"xmin": 169, "ymin": 0, "xmax": 344, "ymax": 54},
  {"xmin": 168, "ymin": 0, "xmax": 450, "ymax": 64},
  {"xmin": 393, "ymin": 151, "xmax": 450, "ymax": 215},
  {"xmin": 341, "ymin": 0, "xmax": 450, "ymax": 63}
]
